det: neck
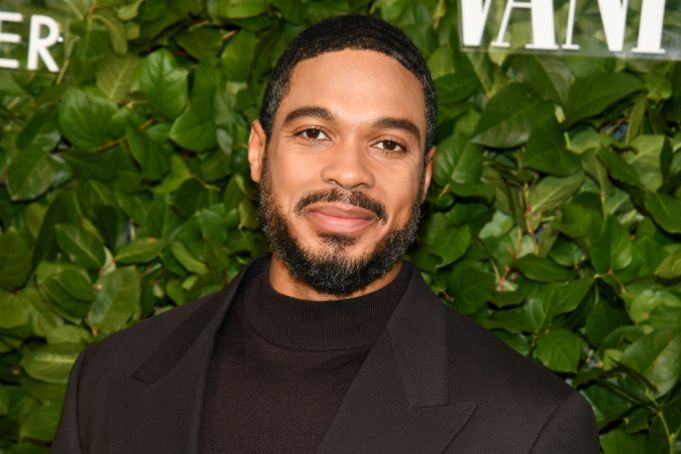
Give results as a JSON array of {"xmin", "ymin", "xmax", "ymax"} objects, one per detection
[{"xmin": 268, "ymin": 254, "xmax": 403, "ymax": 301}]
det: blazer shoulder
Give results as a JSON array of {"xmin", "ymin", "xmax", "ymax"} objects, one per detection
[
  {"xmin": 83, "ymin": 287, "xmax": 230, "ymax": 375},
  {"xmin": 440, "ymin": 307, "xmax": 597, "ymax": 451},
  {"xmin": 443, "ymin": 306, "xmax": 576, "ymax": 406}
]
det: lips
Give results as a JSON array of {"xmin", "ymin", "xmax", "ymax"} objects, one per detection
[{"xmin": 304, "ymin": 203, "xmax": 378, "ymax": 234}]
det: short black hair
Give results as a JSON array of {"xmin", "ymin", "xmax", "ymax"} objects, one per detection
[{"xmin": 259, "ymin": 14, "xmax": 437, "ymax": 153}]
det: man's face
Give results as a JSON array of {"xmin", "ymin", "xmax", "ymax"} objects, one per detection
[{"xmin": 249, "ymin": 49, "xmax": 433, "ymax": 297}]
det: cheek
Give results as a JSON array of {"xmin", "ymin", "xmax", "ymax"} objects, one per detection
[
  {"xmin": 378, "ymin": 166, "xmax": 422, "ymax": 208},
  {"xmin": 266, "ymin": 160, "xmax": 318, "ymax": 213}
]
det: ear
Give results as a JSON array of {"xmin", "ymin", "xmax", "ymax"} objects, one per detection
[
  {"xmin": 420, "ymin": 145, "xmax": 436, "ymax": 203},
  {"xmin": 248, "ymin": 120, "xmax": 267, "ymax": 183}
]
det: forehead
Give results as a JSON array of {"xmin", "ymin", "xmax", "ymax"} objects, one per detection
[{"xmin": 275, "ymin": 50, "xmax": 426, "ymax": 136}]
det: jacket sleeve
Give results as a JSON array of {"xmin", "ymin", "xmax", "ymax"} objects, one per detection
[
  {"xmin": 51, "ymin": 348, "xmax": 88, "ymax": 454},
  {"xmin": 530, "ymin": 391, "xmax": 600, "ymax": 454}
]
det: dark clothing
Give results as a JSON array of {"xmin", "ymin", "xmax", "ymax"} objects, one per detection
[
  {"xmin": 200, "ymin": 262, "xmax": 409, "ymax": 453},
  {"xmin": 52, "ymin": 256, "xmax": 599, "ymax": 453}
]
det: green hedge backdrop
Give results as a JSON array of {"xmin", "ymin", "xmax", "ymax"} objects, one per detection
[{"xmin": 1, "ymin": 0, "xmax": 681, "ymax": 452}]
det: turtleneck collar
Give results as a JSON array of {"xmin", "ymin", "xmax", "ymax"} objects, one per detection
[{"xmin": 238, "ymin": 258, "xmax": 412, "ymax": 352}]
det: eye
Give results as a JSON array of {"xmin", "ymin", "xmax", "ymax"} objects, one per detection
[
  {"xmin": 299, "ymin": 128, "xmax": 329, "ymax": 141},
  {"xmin": 375, "ymin": 139, "xmax": 406, "ymax": 154}
]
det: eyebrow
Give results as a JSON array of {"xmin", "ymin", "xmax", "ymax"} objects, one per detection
[
  {"xmin": 372, "ymin": 117, "xmax": 421, "ymax": 143},
  {"xmin": 283, "ymin": 105, "xmax": 422, "ymax": 143},
  {"xmin": 283, "ymin": 106, "xmax": 335, "ymax": 125}
]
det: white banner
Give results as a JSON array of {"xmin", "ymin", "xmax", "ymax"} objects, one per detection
[{"xmin": 460, "ymin": 0, "xmax": 679, "ymax": 59}]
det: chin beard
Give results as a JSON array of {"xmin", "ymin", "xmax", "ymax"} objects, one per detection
[{"xmin": 257, "ymin": 172, "xmax": 421, "ymax": 297}]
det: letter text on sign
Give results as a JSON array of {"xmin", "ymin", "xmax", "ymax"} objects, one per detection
[
  {"xmin": 460, "ymin": 0, "xmax": 671, "ymax": 58},
  {"xmin": 490, "ymin": 0, "xmax": 559, "ymax": 50},
  {"xmin": 0, "ymin": 12, "xmax": 22, "ymax": 70},
  {"xmin": 28, "ymin": 15, "xmax": 60, "ymax": 72}
]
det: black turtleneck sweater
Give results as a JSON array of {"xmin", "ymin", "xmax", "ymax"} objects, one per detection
[{"xmin": 199, "ymin": 261, "xmax": 411, "ymax": 453}]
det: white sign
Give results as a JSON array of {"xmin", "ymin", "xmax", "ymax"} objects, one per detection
[
  {"xmin": 460, "ymin": 0, "xmax": 672, "ymax": 57},
  {"xmin": 0, "ymin": 11, "xmax": 61, "ymax": 72}
]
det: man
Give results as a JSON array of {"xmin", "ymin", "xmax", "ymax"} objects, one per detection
[{"xmin": 53, "ymin": 15, "xmax": 599, "ymax": 453}]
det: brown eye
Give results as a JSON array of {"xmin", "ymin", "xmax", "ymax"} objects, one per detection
[
  {"xmin": 301, "ymin": 128, "xmax": 327, "ymax": 140},
  {"xmin": 376, "ymin": 140, "xmax": 405, "ymax": 153}
]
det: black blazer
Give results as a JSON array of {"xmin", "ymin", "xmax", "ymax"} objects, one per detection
[{"xmin": 52, "ymin": 257, "xmax": 599, "ymax": 453}]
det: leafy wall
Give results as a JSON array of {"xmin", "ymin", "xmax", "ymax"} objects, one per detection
[{"xmin": 1, "ymin": 0, "xmax": 680, "ymax": 452}]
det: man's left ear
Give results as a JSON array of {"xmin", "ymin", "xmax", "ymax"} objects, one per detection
[{"xmin": 421, "ymin": 146, "xmax": 436, "ymax": 203}]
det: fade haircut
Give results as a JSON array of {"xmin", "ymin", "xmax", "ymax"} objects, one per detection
[{"xmin": 259, "ymin": 14, "xmax": 437, "ymax": 154}]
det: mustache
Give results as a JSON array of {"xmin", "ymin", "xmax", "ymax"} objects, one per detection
[{"xmin": 294, "ymin": 188, "xmax": 387, "ymax": 223}]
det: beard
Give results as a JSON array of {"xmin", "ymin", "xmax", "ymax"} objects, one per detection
[{"xmin": 256, "ymin": 165, "xmax": 422, "ymax": 297}]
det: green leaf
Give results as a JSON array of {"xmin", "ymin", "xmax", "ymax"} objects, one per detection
[
  {"xmin": 55, "ymin": 268, "xmax": 96, "ymax": 302},
  {"xmin": 0, "ymin": 385, "xmax": 8, "ymax": 415},
  {"xmin": 20, "ymin": 344, "xmax": 81, "ymax": 384},
  {"xmin": 556, "ymin": 193, "xmax": 603, "ymax": 240},
  {"xmin": 215, "ymin": 0, "xmax": 267, "ymax": 18},
  {"xmin": 580, "ymin": 150, "xmax": 609, "ymax": 192},
  {"xmin": 176, "ymin": 27, "xmax": 223, "ymax": 60},
  {"xmin": 597, "ymin": 148, "xmax": 640, "ymax": 186},
  {"xmin": 529, "ymin": 172, "xmax": 584, "ymax": 214},
  {"xmin": 583, "ymin": 384, "xmax": 632, "ymax": 428},
  {"xmin": 432, "ymin": 133, "xmax": 482, "ymax": 186},
  {"xmin": 473, "ymin": 82, "xmax": 554, "ymax": 148},
  {"xmin": 63, "ymin": 150, "xmax": 117, "ymax": 182},
  {"xmin": 220, "ymin": 30, "xmax": 258, "ymax": 81},
  {"xmin": 620, "ymin": 329, "xmax": 681, "ymax": 398},
  {"xmin": 513, "ymin": 254, "xmax": 572, "ymax": 282},
  {"xmin": 428, "ymin": 46, "xmax": 455, "ymax": 79},
  {"xmin": 36, "ymin": 262, "xmax": 91, "ymax": 319},
  {"xmin": 115, "ymin": 237, "xmax": 164, "ymax": 264},
  {"xmin": 0, "ymin": 229, "xmax": 32, "ymax": 290},
  {"xmin": 89, "ymin": 266, "xmax": 141, "ymax": 335},
  {"xmin": 46, "ymin": 325, "xmax": 92, "ymax": 345},
  {"xmin": 535, "ymin": 328, "xmax": 581, "ymax": 373},
  {"xmin": 169, "ymin": 105, "xmax": 217, "ymax": 152},
  {"xmin": 18, "ymin": 402, "xmax": 62, "ymax": 442},
  {"xmin": 154, "ymin": 154, "xmax": 191, "ymax": 194},
  {"xmin": 6, "ymin": 147, "xmax": 59, "ymax": 201},
  {"xmin": 434, "ymin": 72, "xmax": 478, "ymax": 105},
  {"xmin": 644, "ymin": 192, "xmax": 681, "ymax": 234},
  {"xmin": 125, "ymin": 124, "xmax": 170, "ymax": 180},
  {"xmin": 58, "ymin": 87, "xmax": 118, "ymax": 150},
  {"xmin": 132, "ymin": 48, "xmax": 189, "ymax": 118},
  {"xmin": 16, "ymin": 103, "xmax": 62, "ymax": 153},
  {"xmin": 420, "ymin": 213, "xmax": 471, "ymax": 268},
  {"xmin": 96, "ymin": 54, "xmax": 141, "ymax": 101},
  {"xmin": 170, "ymin": 241, "xmax": 209, "ymax": 275},
  {"xmin": 600, "ymin": 429, "xmax": 648, "ymax": 454},
  {"xmin": 238, "ymin": 199, "xmax": 259, "ymax": 230},
  {"xmin": 0, "ymin": 289, "xmax": 30, "ymax": 328},
  {"xmin": 55, "ymin": 223, "xmax": 106, "ymax": 270},
  {"xmin": 564, "ymin": 73, "xmax": 644, "ymax": 126},
  {"xmin": 655, "ymin": 244, "xmax": 681, "ymax": 279},
  {"xmin": 625, "ymin": 135, "xmax": 671, "ymax": 192},
  {"xmin": 549, "ymin": 238, "xmax": 585, "ymax": 267},
  {"xmin": 524, "ymin": 116, "xmax": 580, "ymax": 176},
  {"xmin": 443, "ymin": 261, "xmax": 494, "ymax": 315},
  {"xmin": 585, "ymin": 302, "xmax": 630, "ymax": 347},
  {"xmin": 523, "ymin": 279, "xmax": 592, "ymax": 331},
  {"xmin": 509, "ymin": 55, "xmax": 572, "ymax": 103},
  {"xmin": 628, "ymin": 287, "xmax": 679, "ymax": 325},
  {"xmin": 93, "ymin": 9, "xmax": 128, "ymax": 54},
  {"xmin": 590, "ymin": 217, "xmax": 633, "ymax": 272}
]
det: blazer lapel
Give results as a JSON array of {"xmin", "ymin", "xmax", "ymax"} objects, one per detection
[
  {"xmin": 316, "ymin": 268, "xmax": 476, "ymax": 454},
  {"xmin": 103, "ymin": 260, "xmax": 257, "ymax": 454}
]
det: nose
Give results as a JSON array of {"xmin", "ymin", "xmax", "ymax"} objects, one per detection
[{"xmin": 320, "ymin": 140, "xmax": 375, "ymax": 191}]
